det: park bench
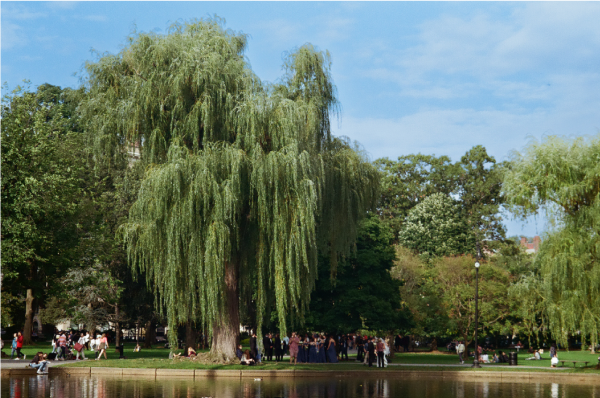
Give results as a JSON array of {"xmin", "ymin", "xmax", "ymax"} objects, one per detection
[{"xmin": 560, "ymin": 360, "xmax": 589, "ymax": 368}]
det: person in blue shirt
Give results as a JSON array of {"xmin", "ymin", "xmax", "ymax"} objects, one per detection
[{"xmin": 10, "ymin": 333, "xmax": 18, "ymax": 359}]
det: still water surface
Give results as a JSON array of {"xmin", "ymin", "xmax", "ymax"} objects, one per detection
[{"xmin": 2, "ymin": 375, "xmax": 599, "ymax": 398}]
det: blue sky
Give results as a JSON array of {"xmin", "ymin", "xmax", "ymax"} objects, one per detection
[{"xmin": 3, "ymin": 1, "xmax": 600, "ymax": 237}]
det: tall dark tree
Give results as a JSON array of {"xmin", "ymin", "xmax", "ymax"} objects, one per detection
[
  {"xmin": 80, "ymin": 19, "xmax": 379, "ymax": 360},
  {"xmin": 457, "ymin": 145, "xmax": 506, "ymax": 257},
  {"xmin": 306, "ymin": 215, "xmax": 409, "ymax": 334}
]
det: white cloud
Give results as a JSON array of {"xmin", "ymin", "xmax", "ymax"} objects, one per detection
[
  {"xmin": 2, "ymin": 7, "xmax": 46, "ymax": 20},
  {"xmin": 46, "ymin": 2, "xmax": 79, "ymax": 11},
  {"xmin": 1, "ymin": 22, "xmax": 28, "ymax": 50}
]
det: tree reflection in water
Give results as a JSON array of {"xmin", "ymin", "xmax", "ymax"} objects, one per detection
[{"xmin": 2, "ymin": 375, "xmax": 598, "ymax": 398}]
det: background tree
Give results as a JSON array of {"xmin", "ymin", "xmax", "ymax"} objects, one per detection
[
  {"xmin": 306, "ymin": 215, "xmax": 410, "ymax": 334},
  {"xmin": 394, "ymin": 251, "xmax": 512, "ymax": 350},
  {"xmin": 1, "ymin": 83, "xmax": 86, "ymax": 343},
  {"xmin": 375, "ymin": 154, "xmax": 458, "ymax": 240},
  {"xmin": 398, "ymin": 193, "xmax": 471, "ymax": 257},
  {"xmin": 80, "ymin": 19, "xmax": 379, "ymax": 360},
  {"xmin": 504, "ymin": 135, "xmax": 600, "ymax": 350},
  {"xmin": 457, "ymin": 145, "xmax": 506, "ymax": 257}
]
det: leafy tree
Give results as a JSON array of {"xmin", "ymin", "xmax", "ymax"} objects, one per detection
[
  {"xmin": 306, "ymin": 215, "xmax": 409, "ymax": 334},
  {"xmin": 375, "ymin": 154, "xmax": 459, "ymax": 240},
  {"xmin": 457, "ymin": 145, "xmax": 506, "ymax": 257},
  {"xmin": 1, "ymin": 83, "xmax": 87, "ymax": 343},
  {"xmin": 80, "ymin": 19, "xmax": 379, "ymax": 360},
  {"xmin": 504, "ymin": 135, "xmax": 600, "ymax": 349},
  {"xmin": 394, "ymin": 249, "xmax": 513, "ymax": 349},
  {"xmin": 398, "ymin": 193, "xmax": 470, "ymax": 257}
]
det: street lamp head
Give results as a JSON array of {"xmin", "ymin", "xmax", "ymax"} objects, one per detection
[{"xmin": 475, "ymin": 261, "xmax": 480, "ymax": 268}]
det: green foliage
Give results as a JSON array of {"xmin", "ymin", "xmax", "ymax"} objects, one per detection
[
  {"xmin": 80, "ymin": 19, "xmax": 380, "ymax": 350},
  {"xmin": 457, "ymin": 145, "xmax": 506, "ymax": 256},
  {"xmin": 504, "ymin": 135, "xmax": 600, "ymax": 348},
  {"xmin": 1, "ymin": 83, "xmax": 87, "ymax": 328},
  {"xmin": 376, "ymin": 147, "xmax": 505, "ymax": 255},
  {"xmin": 394, "ymin": 248, "xmax": 513, "ymax": 345},
  {"xmin": 305, "ymin": 215, "xmax": 410, "ymax": 334},
  {"xmin": 375, "ymin": 154, "xmax": 458, "ymax": 240},
  {"xmin": 398, "ymin": 193, "xmax": 470, "ymax": 257}
]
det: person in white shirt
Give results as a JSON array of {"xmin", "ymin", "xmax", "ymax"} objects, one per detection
[
  {"xmin": 456, "ymin": 341, "xmax": 466, "ymax": 364},
  {"xmin": 76, "ymin": 334, "xmax": 87, "ymax": 360},
  {"xmin": 90, "ymin": 336, "xmax": 99, "ymax": 352},
  {"xmin": 83, "ymin": 332, "xmax": 91, "ymax": 350}
]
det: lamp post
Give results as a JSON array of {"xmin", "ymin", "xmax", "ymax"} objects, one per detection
[{"xmin": 472, "ymin": 260, "xmax": 481, "ymax": 368}]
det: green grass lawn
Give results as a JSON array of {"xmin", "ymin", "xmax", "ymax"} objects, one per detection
[{"xmin": 5, "ymin": 342, "xmax": 598, "ymax": 373}]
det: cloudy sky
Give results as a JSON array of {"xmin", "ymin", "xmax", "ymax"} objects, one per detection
[{"xmin": 3, "ymin": 1, "xmax": 600, "ymax": 237}]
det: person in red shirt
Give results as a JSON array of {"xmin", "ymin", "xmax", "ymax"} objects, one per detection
[
  {"xmin": 15, "ymin": 331, "xmax": 26, "ymax": 360},
  {"xmin": 57, "ymin": 333, "xmax": 68, "ymax": 360}
]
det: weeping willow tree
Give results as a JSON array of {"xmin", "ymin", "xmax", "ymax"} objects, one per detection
[
  {"xmin": 80, "ymin": 19, "xmax": 379, "ymax": 359},
  {"xmin": 504, "ymin": 135, "xmax": 600, "ymax": 350}
]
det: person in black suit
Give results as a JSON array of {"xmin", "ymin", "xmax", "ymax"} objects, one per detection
[
  {"xmin": 263, "ymin": 334, "xmax": 273, "ymax": 361},
  {"xmin": 250, "ymin": 332, "xmax": 258, "ymax": 360},
  {"xmin": 368, "ymin": 337, "xmax": 376, "ymax": 367},
  {"xmin": 274, "ymin": 334, "xmax": 282, "ymax": 361},
  {"xmin": 356, "ymin": 335, "xmax": 364, "ymax": 362}
]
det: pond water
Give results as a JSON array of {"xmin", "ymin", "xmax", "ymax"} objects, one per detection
[{"xmin": 2, "ymin": 375, "xmax": 599, "ymax": 398}]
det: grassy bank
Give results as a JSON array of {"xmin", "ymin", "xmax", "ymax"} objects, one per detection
[{"xmin": 8, "ymin": 342, "xmax": 599, "ymax": 373}]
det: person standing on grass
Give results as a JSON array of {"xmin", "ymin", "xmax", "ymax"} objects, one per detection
[
  {"xmin": 456, "ymin": 341, "xmax": 465, "ymax": 364},
  {"xmin": 57, "ymin": 333, "xmax": 67, "ymax": 360},
  {"xmin": 250, "ymin": 332, "xmax": 258, "ymax": 360},
  {"xmin": 340, "ymin": 334, "xmax": 348, "ymax": 361},
  {"xmin": 83, "ymin": 332, "xmax": 91, "ymax": 350},
  {"xmin": 367, "ymin": 337, "xmax": 376, "ymax": 367},
  {"xmin": 283, "ymin": 334, "xmax": 289, "ymax": 356},
  {"xmin": 289, "ymin": 332, "xmax": 299, "ymax": 365},
  {"xmin": 75, "ymin": 333, "xmax": 87, "ymax": 360},
  {"xmin": 274, "ymin": 334, "xmax": 282, "ymax": 362},
  {"xmin": 10, "ymin": 333, "xmax": 18, "ymax": 359},
  {"xmin": 356, "ymin": 335, "xmax": 364, "ymax": 362},
  {"xmin": 96, "ymin": 333, "xmax": 109, "ymax": 360},
  {"xmin": 15, "ymin": 331, "xmax": 25, "ymax": 360},
  {"xmin": 376, "ymin": 338, "xmax": 385, "ymax": 368}
]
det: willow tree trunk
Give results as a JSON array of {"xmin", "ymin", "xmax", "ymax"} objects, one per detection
[
  {"xmin": 210, "ymin": 262, "xmax": 239, "ymax": 360},
  {"xmin": 144, "ymin": 320, "xmax": 156, "ymax": 349},
  {"xmin": 23, "ymin": 289, "xmax": 34, "ymax": 345},
  {"xmin": 185, "ymin": 321, "xmax": 196, "ymax": 352}
]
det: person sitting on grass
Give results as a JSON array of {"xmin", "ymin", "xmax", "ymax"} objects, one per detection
[
  {"xmin": 187, "ymin": 347, "xmax": 197, "ymax": 357},
  {"xmin": 133, "ymin": 344, "xmax": 141, "ymax": 352},
  {"xmin": 497, "ymin": 351, "xmax": 508, "ymax": 363},
  {"xmin": 526, "ymin": 349, "xmax": 541, "ymax": 360},
  {"xmin": 240, "ymin": 349, "xmax": 255, "ymax": 366},
  {"xmin": 493, "ymin": 353, "xmax": 499, "ymax": 363},
  {"xmin": 236, "ymin": 344, "xmax": 243, "ymax": 360},
  {"xmin": 29, "ymin": 352, "xmax": 49, "ymax": 374}
]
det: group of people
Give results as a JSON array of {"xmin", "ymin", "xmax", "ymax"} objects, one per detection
[
  {"xmin": 50, "ymin": 330, "xmax": 110, "ymax": 360},
  {"xmin": 9, "ymin": 332, "xmax": 26, "ymax": 360},
  {"xmin": 237, "ymin": 332, "xmax": 390, "ymax": 367},
  {"xmin": 356, "ymin": 336, "xmax": 390, "ymax": 367},
  {"xmin": 455, "ymin": 340, "xmax": 562, "ymax": 367},
  {"xmin": 287, "ymin": 333, "xmax": 340, "ymax": 364}
]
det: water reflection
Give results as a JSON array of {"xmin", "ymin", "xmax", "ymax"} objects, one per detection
[{"xmin": 2, "ymin": 375, "xmax": 599, "ymax": 398}]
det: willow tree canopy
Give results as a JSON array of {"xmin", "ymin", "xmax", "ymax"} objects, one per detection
[
  {"xmin": 504, "ymin": 135, "xmax": 600, "ymax": 348},
  {"xmin": 80, "ymin": 19, "xmax": 379, "ymax": 358}
]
